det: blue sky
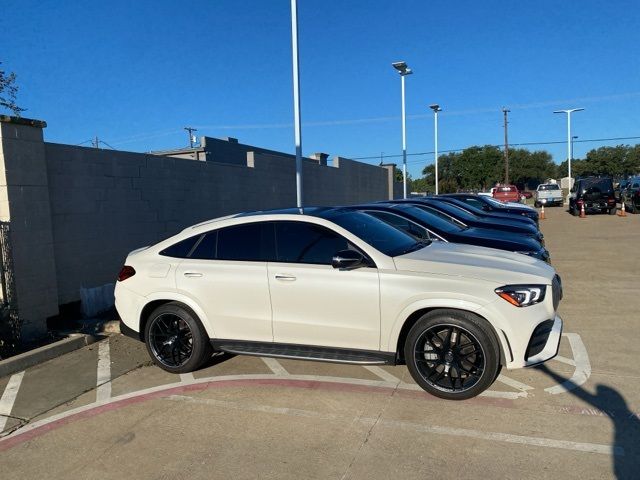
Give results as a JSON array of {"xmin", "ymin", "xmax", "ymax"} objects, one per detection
[{"xmin": 2, "ymin": 0, "xmax": 639, "ymax": 177}]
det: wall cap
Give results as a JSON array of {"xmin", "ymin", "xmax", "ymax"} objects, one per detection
[{"xmin": 0, "ymin": 115, "xmax": 47, "ymax": 128}]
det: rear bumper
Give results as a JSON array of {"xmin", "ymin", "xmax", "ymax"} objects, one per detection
[{"xmin": 119, "ymin": 319, "xmax": 142, "ymax": 342}]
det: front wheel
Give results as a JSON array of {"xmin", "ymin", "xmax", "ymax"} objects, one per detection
[
  {"xmin": 404, "ymin": 310, "xmax": 501, "ymax": 400},
  {"xmin": 609, "ymin": 207, "xmax": 617, "ymax": 215},
  {"xmin": 144, "ymin": 302, "xmax": 212, "ymax": 374}
]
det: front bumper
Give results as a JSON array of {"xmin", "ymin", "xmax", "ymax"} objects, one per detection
[
  {"xmin": 523, "ymin": 314, "xmax": 563, "ymax": 366},
  {"xmin": 538, "ymin": 197, "xmax": 563, "ymax": 206}
]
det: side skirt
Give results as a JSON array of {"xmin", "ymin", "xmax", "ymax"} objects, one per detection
[{"xmin": 210, "ymin": 339, "xmax": 397, "ymax": 366}]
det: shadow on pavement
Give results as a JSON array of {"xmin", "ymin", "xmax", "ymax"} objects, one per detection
[
  {"xmin": 200, "ymin": 351, "xmax": 236, "ymax": 369},
  {"xmin": 537, "ymin": 364, "xmax": 639, "ymax": 479}
]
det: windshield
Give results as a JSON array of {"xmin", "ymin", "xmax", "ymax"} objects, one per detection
[
  {"xmin": 399, "ymin": 205, "xmax": 466, "ymax": 233},
  {"xmin": 423, "ymin": 201, "xmax": 476, "ymax": 222},
  {"xmin": 496, "ymin": 186, "xmax": 517, "ymax": 192},
  {"xmin": 328, "ymin": 210, "xmax": 422, "ymax": 257},
  {"xmin": 580, "ymin": 178, "xmax": 613, "ymax": 194},
  {"xmin": 538, "ymin": 184, "xmax": 560, "ymax": 191},
  {"xmin": 484, "ymin": 196, "xmax": 508, "ymax": 207}
]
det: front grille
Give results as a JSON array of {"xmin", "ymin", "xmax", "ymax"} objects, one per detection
[
  {"xmin": 552, "ymin": 274, "xmax": 563, "ymax": 311},
  {"xmin": 526, "ymin": 320, "xmax": 555, "ymax": 360}
]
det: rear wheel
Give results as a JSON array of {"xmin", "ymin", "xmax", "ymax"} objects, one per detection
[
  {"xmin": 404, "ymin": 310, "xmax": 501, "ymax": 400},
  {"xmin": 609, "ymin": 207, "xmax": 617, "ymax": 215},
  {"xmin": 144, "ymin": 302, "xmax": 212, "ymax": 374},
  {"xmin": 534, "ymin": 201, "xmax": 541, "ymax": 208}
]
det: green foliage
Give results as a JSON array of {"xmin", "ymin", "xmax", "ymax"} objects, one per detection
[
  {"xmin": 0, "ymin": 62, "xmax": 24, "ymax": 116},
  {"xmin": 417, "ymin": 145, "xmax": 556, "ymax": 192}
]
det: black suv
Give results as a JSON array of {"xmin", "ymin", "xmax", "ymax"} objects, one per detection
[
  {"xmin": 569, "ymin": 177, "xmax": 616, "ymax": 216},
  {"xmin": 621, "ymin": 177, "xmax": 640, "ymax": 214}
]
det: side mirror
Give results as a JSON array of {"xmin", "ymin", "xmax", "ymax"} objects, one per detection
[{"xmin": 332, "ymin": 249, "xmax": 367, "ymax": 270}]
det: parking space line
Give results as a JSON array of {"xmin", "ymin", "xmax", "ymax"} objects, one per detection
[
  {"xmin": 363, "ymin": 366, "xmax": 401, "ymax": 384},
  {"xmin": 546, "ymin": 333, "xmax": 591, "ymax": 395},
  {"xmin": 96, "ymin": 341, "xmax": 111, "ymax": 402},
  {"xmin": 0, "ymin": 371, "xmax": 25, "ymax": 431},
  {"xmin": 497, "ymin": 374, "xmax": 534, "ymax": 392},
  {"xmin": 165, "ymin": 394, "xmax": 621, "ymax": 456},
  {"xmin": 261, "ymin": 357, "xmax": 289, "ymax": 376},
  {"xmin": 554, "ymin": 355, "xmax": 577, "ymax": 367},
  {"xmin": 180, "ymin": 373, "xmax": 195, "ymax": 382}
]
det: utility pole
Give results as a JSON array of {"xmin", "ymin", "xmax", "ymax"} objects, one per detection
[
  {"xmin": 502, "ymin": 107, "xmax": 510, "ymax": 184},
  {"xmin": 184, "ymin": 127, "xmax": 198, "ymax": 148},
  {"xmin": 92, "ymin": 135, "xmax": 100, "ymax": 149}
]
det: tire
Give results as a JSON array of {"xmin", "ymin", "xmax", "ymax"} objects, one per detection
[
  {"xmin": 534, "ymin": 201, "xmax": 541, "ymax": 208},
  {"xmin": 404, "ymin": 309, "xmax": 501, "ymax": 400},
  {"xmin": 609, "ymin": 207, "xmax": 617, "ymax": 215},
  {"xmin": 144, "ymin": 302, "xmax": 212, "ymax": 374},
  {"xmin": 570, "ymin": 205, "xmax": 579, "ymax": 216}
]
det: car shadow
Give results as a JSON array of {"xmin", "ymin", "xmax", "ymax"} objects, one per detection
[
  {"xmin": 200, "ymin": 351, "xmax": 236, "ymax": 369},
  {"xmin": 536, "ymin": 364, "xmax": 639, "ymax": 479}
]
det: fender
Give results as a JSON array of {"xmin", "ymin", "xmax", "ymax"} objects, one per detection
[
  {"xmin": 142, "ymin": 291, "xmax": 217, "ymax": 338},
  {"xmin": 383, "ymin": 297, "xmax": 487, "ymax": 352}
]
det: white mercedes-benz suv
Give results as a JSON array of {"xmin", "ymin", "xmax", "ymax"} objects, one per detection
[{"xmin": 115, "ymin": 207, "xmax": 563, "ymax": 400}]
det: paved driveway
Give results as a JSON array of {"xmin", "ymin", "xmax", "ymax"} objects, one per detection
[{"xmin": 1, "ymin": 207, "xmax": 638, "ymax": 479}]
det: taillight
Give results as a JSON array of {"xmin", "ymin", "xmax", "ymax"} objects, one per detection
[
  {"xmin": 117, "ymin": 265, "xmax": 136, "ymax": 282},
  {"xmin": 608, "ymin": 198, "xmax": 615, "ymax": 204}
]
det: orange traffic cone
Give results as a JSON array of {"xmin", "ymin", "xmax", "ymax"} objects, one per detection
[
  {"xmin": 619, "ymin": 202, "xmax": 627, "ymax": 217},
  {"xmin": 580, "ymin": 202, "xmax": 586, "ymax": 218},
  {"xmin": 540, "ymin": 205, "xmax": 546, "ymax": 220}
]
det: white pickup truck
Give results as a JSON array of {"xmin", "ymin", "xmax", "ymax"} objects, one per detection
[{"xmin": 534, "ymin": 183, "xmax": 563, "ymax": 207}]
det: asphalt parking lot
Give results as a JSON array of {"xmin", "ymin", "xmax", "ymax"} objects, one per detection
[{"xmin": 1, "ymin": 207, "xmax": 639, "ymax": 479}]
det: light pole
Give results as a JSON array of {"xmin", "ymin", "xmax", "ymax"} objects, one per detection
[
  {"xmin": 290, "ymin": 0, "xmax": 303, "ymax": 208},
  {"xmin": 553, "ymin": 108, "xmax": 584, "ymax": 186},
  {"xmin": 571, "ymin": 135, "xmax": 578, "ymax": 163},
  {"xmin": 429, "ymin": 104, "xmax": 442, "ymax": 195},
  {"xmin": 392, "ymin": 61, "xmax": 412, "ymax": 199}
]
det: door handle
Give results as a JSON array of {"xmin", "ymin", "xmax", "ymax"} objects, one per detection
[
  {"xmin": 275, "ymin": 274, "xmax": 296, "ymax": 281},
  {"xmin": 183, "ymin": 272, "xmax": 203, "ymax": 278}
]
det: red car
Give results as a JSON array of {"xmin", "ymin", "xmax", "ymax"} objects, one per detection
[{"xmin": 492, "ymin": 185, "xmax": 521, "ymax": 203}]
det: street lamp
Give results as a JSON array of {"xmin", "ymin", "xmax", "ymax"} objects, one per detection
[
  {"xmin": 553, "ymin": 108, "xmax": 584, "ymax": 187},
  {"xmin": 392, "ymin": 61, "xmax": 412, "ymax": 199},
  {"xmin": 429, "ymin": 104, "xmax": 442, "ymax": 195},
  {"xmin": 290, "ymin": 0, "xmax": 303, "ymax": 208},
  {"xmin": 571, "ymin": 135, "xmax": 578, "ymax": 163}
]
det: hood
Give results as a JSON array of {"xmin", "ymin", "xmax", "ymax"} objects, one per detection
[
  {"xmin": 506, "ymin": 201, "xmax": 536, "ymax": 211},
  {"xmin": 393, "ymin": 241, "xmax": 555, "ymax": 285},
  {"xmin": 456, "ymin": 227, "xmax": 543, "ymax": 252}
]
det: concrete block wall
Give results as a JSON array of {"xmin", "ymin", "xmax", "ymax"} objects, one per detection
[{"xmin": 0, "ymin": 117, "xmax": 400, "ymax": 339}]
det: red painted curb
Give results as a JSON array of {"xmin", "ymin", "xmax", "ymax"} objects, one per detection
[{"xmin": 0, "ymin": 378, "xmax": 513, "ymax": 452}]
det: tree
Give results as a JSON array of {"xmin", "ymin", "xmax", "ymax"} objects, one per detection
[{"xmin": 0, "ymin": 63, "xmax": 25, "ymax": 116}]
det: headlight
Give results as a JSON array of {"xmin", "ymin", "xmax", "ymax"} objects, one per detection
[{"xmin": 495, "ymin": 285, "xmax": 546, "ymax": 307}]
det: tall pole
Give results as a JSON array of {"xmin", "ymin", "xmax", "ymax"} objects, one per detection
[
  {"xmin": 290, "ymin": 0, "xmax": 303, "ymax": 208},
  {"xmin": 567, "ymin": 112, "xmax": 572, "ymax": 181},
  {"xmin": 429, "ymin": 104, "xmax": 442, "ymax": 195},
  {"xmin": 502, "ymin": 107, "xmax": 510, "ymax": 184},
  {"xmin": 401, "ymin": 75, "xmax": 407, "ymax": 199},
  {"xmin": 434, "ymin": 109, "xmax": 438, "ymax": 195},
  {"xmin": 554, "ymin": 108, "xmax": 584, "ymax": 187},
  {"xmin": 184, "ymin": 127, "xmax": 197, "ymax": 148}
]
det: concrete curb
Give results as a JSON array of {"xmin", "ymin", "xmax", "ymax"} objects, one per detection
[{"xmin": 0, "ymin": 334, "xmax": 97, "ymax": 378}]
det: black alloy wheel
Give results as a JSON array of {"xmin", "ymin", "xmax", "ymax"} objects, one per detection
[
  {"xmin": 405, "ymin": 310, "xmax": 500, "ymax": 400},
  {"xmin": 148, "ymin": 313, "xmax": 194, "ymax": 368},
  {"xmin": 144, "ymin": 302, "xmax": 212, "ymax": 374}
]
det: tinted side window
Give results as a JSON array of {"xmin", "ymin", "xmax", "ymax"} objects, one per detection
[
  {"xmin": 463, "ymin": 198, "xmax": 485, "ymax": 209},
  {"xmin": 159, "ymin": 235, "xmax": 201, "ymax": 258},
  {"xmin": 190, "ymin": 232, "xmax": 217, "ymax": 260},
  {"xmin": 217, "ymin": 223, "xmax": 273, "ymax": 261},
  {"xmin": 274, "ymin": 222, "xmax": 350, "ymax": 265}
]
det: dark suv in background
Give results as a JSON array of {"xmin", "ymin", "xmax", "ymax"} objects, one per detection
[
  {"xmin": 621, "ymin": 177, "xmax": 640, "ymax": 214},
  {"xmin": 569, "ymin": 177, "xmax": 616, "ymax": 216}
]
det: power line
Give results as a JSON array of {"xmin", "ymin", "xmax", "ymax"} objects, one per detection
[{"xmin": 351, "ymin": 135, "xmax": 640, "ymax": 165}]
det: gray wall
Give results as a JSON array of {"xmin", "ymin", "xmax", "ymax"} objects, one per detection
[{"xmin": 0, "ymin": 117, "xmax": 400, "ymax": 339}]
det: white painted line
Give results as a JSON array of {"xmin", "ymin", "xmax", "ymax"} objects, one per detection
[
  {"xmin": 179, "ymin": 373, "xmax": 195, "ymax": 382},
  {"xmin": 0, "ymin": 371, "xmax": 528, "ymax": 443},
  {"xmin": 261, "ymin": 357, "xmax": 289, "ymax": 376},
  {"xmin": 553, "ymin": 355, "xmax": 577, "ymax": 367},
  {"xmin": 363, "ymin": 366, "xmax": 402, "ymax": 384},
  {"xmin": 165, "ymin": 394, "xmax": 621, "ymax": 456},
  {"xmin": 96, "ymin": 341, "xmax": 112, "ymax": 402},
  {"xmin": 545, "ymin": 333, "xmax": 592, "ymax": 395},
  {"xmin": 0, "ymin": 371, "xmax": 25, "ymax": 431},
  {"xmin": 497, "ymin": 374, "xmax": 534, "ymax": 392}
]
